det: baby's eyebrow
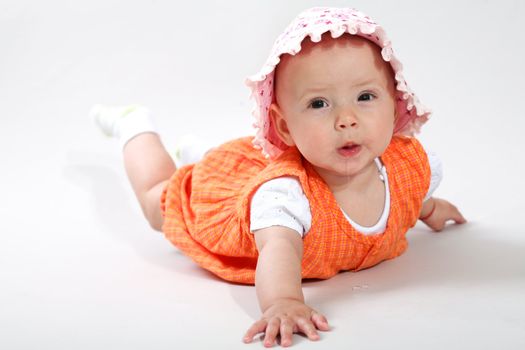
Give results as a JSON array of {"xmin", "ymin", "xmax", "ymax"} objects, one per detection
[
  {"xmin": 299, "ymin": 86, "xmax": 329, "ymax": 99},
  {"xmin": 298, "ymin": 78, "xmax": 381, "ymax": 99},
  {"xmin": 351, "ymin": 78, "xmax": 378, "ymax": 88}
]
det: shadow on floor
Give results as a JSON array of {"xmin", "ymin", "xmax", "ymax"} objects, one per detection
[
  {"xmin": 230, "ymin": 221, "xmax": 525, "ymax": 321},
  {"xmin": 64, "ymin": 150, "xmax": 525, "ymax": 333},
  {"xmin": 63, "ymin": 150, "xmax": 220, "ymax": 282},
  {"xmin": 295, "ymin": 223, "xmax": 525, "ymax": 314}
]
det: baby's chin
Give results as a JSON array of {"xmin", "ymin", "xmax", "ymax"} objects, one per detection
[{"xmin": 310, "ymin": 158, "xmax": 377, "ymax": 184}]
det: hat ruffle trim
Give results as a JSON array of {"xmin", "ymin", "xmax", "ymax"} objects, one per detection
[{"xmin": 246, "ymin": 8, "xmax": 431, "ymax": 159}]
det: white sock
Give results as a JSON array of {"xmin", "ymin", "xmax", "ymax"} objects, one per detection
[
  {"xmin": 90, "ymin": 104, "xmax": 158, "ymax": 149},
  {"xmin": 170, "ymin": 134, "xmax": 214, "ymax": 167},
  {"xmin": 116, "ymin": 109, "xmax": 157, "ymax": 149}
]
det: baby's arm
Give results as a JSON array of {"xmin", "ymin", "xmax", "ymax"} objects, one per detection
[
  {"xmin": 419, "ymin": 197, "xmax": 467, "ymax": 231},
  {"xmin": 243, "ymin": 226, "xmax": 329, "ymax": 347}
]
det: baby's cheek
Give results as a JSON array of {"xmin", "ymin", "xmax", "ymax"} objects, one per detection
[
  {"xmin": 365, "ymin": 131, "xmax": 392, "ymax": 156},
  {"xmin": 378, "ymin": 123, "xmax": 395, "ymax": 144},
  {"xmin": 297, "ymin": 124, "xmax": 322, "ymax": 143}
]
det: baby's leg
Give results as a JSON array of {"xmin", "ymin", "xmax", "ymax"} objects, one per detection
[
  {"xmin": 123, "ymin": 132, "xmax": 175, "ymax": 231},
  {"xmin": 91, "ymin": 105, "xmax": 175, "ymax": 231}
]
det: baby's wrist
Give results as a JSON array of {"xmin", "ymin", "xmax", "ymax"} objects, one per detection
[{"xmin": 420, "ymin": 198, "xmax": 436, "ymax": 221}]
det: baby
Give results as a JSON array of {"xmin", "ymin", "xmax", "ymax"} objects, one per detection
[{"xmin": 91, "ymin": 7, "xmax": 466, "ymax": 347}]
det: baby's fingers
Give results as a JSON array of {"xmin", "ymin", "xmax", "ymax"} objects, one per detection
[
  {"xmin": 279, "ymin": 319, "xmax": 295, "ymax": 347},
  {"xmin": 263, "ymin": 318, "xmax": 281, "ymax": 347},
  {"xmin": 441, "ymin": 199, "xmax": 467, "ymax": 225},
  {"xmin": 296, "ymin": 317, "xmax": 320, "ymax": 341},
  {"xmin": 451, "ymin": 207, "xmax": 467, "ymax": 224},
  {"xmin": 311, "ymin": 311, "xmax": 330, "ymax": 331},
  {"xmin": 243, "ymin": 319, "xmax": 267, "ymax": 344}
]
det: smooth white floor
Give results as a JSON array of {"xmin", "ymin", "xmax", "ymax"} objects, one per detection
[{"xmin": 1, "ymin": 1, "xmax": 524, "ymax": 349}]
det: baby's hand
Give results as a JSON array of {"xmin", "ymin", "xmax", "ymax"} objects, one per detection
[
  {"xmin": 243, "ymin": 298, "xmax": 330, "ymax": 347},
  {"xmin": 421, "ymin": 197, "xmax": 467, "ymax": 232}
]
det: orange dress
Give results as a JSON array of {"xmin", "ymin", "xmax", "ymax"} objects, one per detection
[{"xmin": 161, "ymin": 136, "xmax": 430, "ymax": 284}]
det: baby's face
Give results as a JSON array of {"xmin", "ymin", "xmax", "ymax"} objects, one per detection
[{"xmin": 270, "ymin": 34, "xmax": 397, "ymax": 184}]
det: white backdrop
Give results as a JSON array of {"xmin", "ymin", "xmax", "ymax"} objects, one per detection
[{"xmin": 1, "ymin": 0, "xmax": 524, "ymax": 349}]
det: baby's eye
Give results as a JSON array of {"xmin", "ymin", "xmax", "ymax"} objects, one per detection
[
  {"xmin": 358, "ymin": 92, "xmax": 375, "ymax": 102},
  {"xmin": 309, "ymin": 99, "xmax": 328, "ymax": 109}
]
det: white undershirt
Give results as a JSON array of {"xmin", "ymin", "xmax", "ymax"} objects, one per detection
[
  {"xmin": 250, "ymin": 151, "xmax": 442, "ymax": 237},
  {"xmin": 341, "ymin": 158, "xmax": 390, "ymax": 234}
]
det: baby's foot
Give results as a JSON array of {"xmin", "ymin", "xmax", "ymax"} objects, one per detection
[
  {"xmin": 171, "ymin": 134, "xmax": 214, "ymax": 167},
  {"xmin": 89, "ymin": 104, "xmax": 156, "ymax": 148},
  {"xmin": 90, "ymin": 104, "xmax": 146, "ymax": 137}
]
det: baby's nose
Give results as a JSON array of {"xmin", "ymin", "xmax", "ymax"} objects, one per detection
[
  {"xmin": 338, "ymin": 120, "xmax": 357, "ymax": 128},
  {"xmin": 336, "ymin": 112, "xmax": 358, "ymax": 129}
]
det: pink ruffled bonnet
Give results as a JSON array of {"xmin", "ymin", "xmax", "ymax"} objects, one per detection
[{"xmin": 246, "ymin": 7, "xmax": 431, "ymax": 159}]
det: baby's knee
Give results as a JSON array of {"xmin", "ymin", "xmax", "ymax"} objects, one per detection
[
  {"xmin": 145, "ymin": 202, "xmax": 163, "ymax": 232},
  {"xmin": 141, "ymin": 191, "xmax": 164, "ymax": 232},
  {"xmin": 147, "ymin": 215, "xmax": 163, "ymax": 231}
]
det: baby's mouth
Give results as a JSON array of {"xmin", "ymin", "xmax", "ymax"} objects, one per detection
[{"xmin": 337, "ymin": 143, "xmax": 362, "ymax": 157}]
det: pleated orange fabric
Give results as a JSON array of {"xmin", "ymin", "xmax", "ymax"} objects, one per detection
[{"xmin": 161, "ymin": 136, "xmax": 430, "ymax": 284}]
